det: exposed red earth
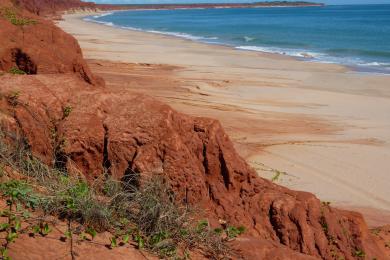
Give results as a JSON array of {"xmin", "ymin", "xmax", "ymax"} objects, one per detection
[
  {"xmin": 0, "ymin": 0, "xmax": 388, "ymax": 259},
  {"xmin": 11, "ymin": 0, "xmax": 97, "ymax": 15}
]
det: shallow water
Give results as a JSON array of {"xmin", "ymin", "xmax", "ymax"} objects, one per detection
[{"xmin": 87, "ymin": 4, "xmax": 390, "ymax": 74}]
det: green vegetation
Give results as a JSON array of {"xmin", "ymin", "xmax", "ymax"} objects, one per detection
[
  {"xmin": 0, "ymin": 135, "xmax": 245, "ymax": 259},
  {"xmin": 62, "ymin": 106, "xmax": 73, "ymax": 119},
  {"xmin": 354, "ymin": 250, "xmax": 365, "ymax": 258},
  {"xmin": 9, "ymin": 67, "xmax": 26, "ymax": 75},
  {"xmin": 271, "ymin": 170, "xmax": 282, "ymax": 182},
  {"xmin": 6, "ymin": 91, "xmax": 21, "ymax": 107},
  {"xmin": 320, "ymin": 215, "xmax": 328, "ymax": 234},
  {"xmin": 225, "ymin": 225, "xmax": 246, "ymax": 239},
  {"xmin": 0, "ymin": 180, "xmax": 52, "ymax": 260},
  {"xmin": 0, "ymin": 7, "xmax": 37, "ymax": 26},
  {"xmin": 371, "ymin": 228, "xmax": 380, "ymax": 236}
]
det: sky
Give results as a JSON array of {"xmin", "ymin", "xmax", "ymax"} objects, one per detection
[{"xmin": 88, "ymin": 0, "xmax": 390, "ymax": 4}]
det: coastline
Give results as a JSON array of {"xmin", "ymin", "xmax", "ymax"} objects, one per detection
[
  {"xmin": 95, "ymin": 2, "xmax": 324, "ymax": 11},
  {"xmin": 58, "ymin": 13, "xmax": 390, "ymax": 226},
  {"xmin": 83, "ymin": 9, "xmax": 390, "ymax": 75}
]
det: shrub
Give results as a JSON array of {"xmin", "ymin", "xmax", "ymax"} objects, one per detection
[{"xmin": 40, "ymin": 177, "xmax": 113, "ymax": 231}]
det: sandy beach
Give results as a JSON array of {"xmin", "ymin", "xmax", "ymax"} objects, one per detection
[{"xmin": 59, "ymin": 13, "xmax": 390, "ymax": 226}]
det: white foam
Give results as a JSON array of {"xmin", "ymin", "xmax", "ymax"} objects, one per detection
[
  {"xmin": 243, "ymin": 36, "xmax": 255, "ymax": 42},
  {"xmin": 236, "ymin": 46, "xmax": 390, "ymax": 73},
  {"xmin": 84, "ymin": 19, "xmax": 115, "ymax": 27},
  {"xmin": 358, "ymin": 62, "xmax": 390, "ymax": 67},
  {"xmin": 84, "ymin": 15, "xmax": 218, "ymax": 42},
  {"xmin": 235, "ymin": 45, "xmax": 320, "ymax": 59},
  {"xmin": 145, "ymin": 30, "xmax": 218, "ymax": 41},
  {"xmin": 93, "ymin": 12, "xmax": 114, "ymax": 19}
]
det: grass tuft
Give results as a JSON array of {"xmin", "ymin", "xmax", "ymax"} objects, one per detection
[{"xmin": 0, "ymin": 7, "xmax": 37, "ymax": 26}]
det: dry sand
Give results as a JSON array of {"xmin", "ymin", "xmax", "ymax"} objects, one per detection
[{"xmin": 58, "ymin": 13, "xmax": 390, "ymax": 226}]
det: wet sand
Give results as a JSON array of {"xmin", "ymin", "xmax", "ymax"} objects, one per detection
[{"xmin": 59, "ymin": 13, "xmax": 390, "ymax": 226}]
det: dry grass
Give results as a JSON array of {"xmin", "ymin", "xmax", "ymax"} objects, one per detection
[{"xmin": 0, "ymin": 132, "xmax": 240, "ymax": 259}]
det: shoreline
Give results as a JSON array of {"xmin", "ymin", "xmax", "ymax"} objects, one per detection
[
  {"xmin": 83, "ymin": 10, "xmax": 390, "ymax": 76},
  {"xmin": 95, "ymin": 2, "xmax": 324, "ymax": 11},
  {"xmin": 59, "ymin": 13, "xmax": 390, "ymax": 226}
]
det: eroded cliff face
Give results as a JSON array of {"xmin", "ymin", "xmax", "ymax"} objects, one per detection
[
  {"xmin": 0, "ymin": 74, "xmax": 387, "ymax": 260},
  {"xmin": 11, "ymin": 0, "xmax": 97, "ymax": 16},
  {"xmin": 0, "ymin": 1, "xmax": 101, "ymax": 85},
  {"xmin": 0, "ymin": 0, "xmax": 388, "ymax": 259}
]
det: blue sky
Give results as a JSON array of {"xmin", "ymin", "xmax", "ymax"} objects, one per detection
[{"xmin": 88, "ymin": 0, "xmax": 390, "ymax": 4}]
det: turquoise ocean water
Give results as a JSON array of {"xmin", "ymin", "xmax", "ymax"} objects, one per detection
[{"xmin": 86, "ymin": 4, "xmax": 390, "ymax": 74}]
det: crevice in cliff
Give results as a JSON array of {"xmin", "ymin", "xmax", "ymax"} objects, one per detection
[
  {"xmin": 268, "ymin": 204, "xmax": 284, "ymax": 244},
  {"xmin": 207, "ymin": 182, "xmax": 213, "ymax": 200},
  {"xmin": 202, "ymin": 143, "xmax": 209, "ymax": 175},
  {"xmin": 218, "ymin": 149, "xmax": 230, "ymax": 190},
  {"xmin": 73, "ymin": 63, "xmax": 92, "ymax": 84},
  {"xmin": 122, "ymin": 149, "xmax": 140, "ymax": 189},
  {"xmin": 123, "ymin": 164, "xmax": 140, "ymax": 189},
  {"xmin": 52, "ymin": 123, "xmax": 67, "ymax": 170},
  {"xmin": 11, "ymin": 48, "xmax": 37, "ymax": 75},
  {"xmin": 102, "ymin": 124, "xmax": 111, "ymax": 174}
]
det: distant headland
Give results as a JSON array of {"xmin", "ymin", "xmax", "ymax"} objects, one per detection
[{"xmin": 97, "ymin": 1, "xmax": 325, "ymax": 11}]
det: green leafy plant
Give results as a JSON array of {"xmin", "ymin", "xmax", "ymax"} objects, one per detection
[
  {"xmin": 122, "ymin": 234, "xmax": 130, "ymax": 244},
  {"xmin": 213, "ymin": 227, "xmax": 223, "ymax": 235},
  {"xmin": 150, "ymin": 231, "xmax": 169, "ymax": 245},
  {"xmin": 31, "ymin": 225, "xmax": 40, "ymax": 235},
  {"xmin": 9, "ymin": 67, "xmax": 26, "ymax": 75},
  {"xmin": 354, "ymin": 250, "xmax": 365, "ymax": 257},
  {"xmin": 0, "ymin": 247, "xmax": 10, "ymax": 260},
  {"xmin": 65, "ymin": 230, "xmax": 72, "ymax": 237},
  {"xmin": 0, "ymin": 180, "xmax": 41, "ymax": 256},
  {"xmin": 134, "ymin": 233, "xmax": 144, "ymax": 249},
  {"xmin": 226, "ymin": 226, "xmax": 246, "ymax": 239},
  {"xmin": 0, "ymin": 180, "xmax": 40, "ymax": 209},
  {"xmin": 85, "ymin": 227, "xmax": 97, "ymax": 240},
  {"xmin": 110, "ymin": 236, "xmax": 118, "ymax": 249},
  {"xmin": 40, "ymin": 223, "xmax": 51, "ymax": 236}
]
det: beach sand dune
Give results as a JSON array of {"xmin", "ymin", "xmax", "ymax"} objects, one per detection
[{"xmin": 59, "ymin": 14, "xmax": 390, "ymax": 226}]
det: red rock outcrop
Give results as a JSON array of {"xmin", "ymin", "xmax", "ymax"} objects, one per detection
[
  {"xmin": 12, "ymin": 0, "xmax": 97, "ymax": 16},
  {"xmin": 0, "ymin": 1, "xmax": 101, "ymax": 85},
  {"xmin": 0, "ymin": 74, "xmax": 387, "ymax": 260}
]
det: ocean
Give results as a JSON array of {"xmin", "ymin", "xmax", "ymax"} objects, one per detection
[{"xmin": 86, "ymin": 4, "xmax": 390, "ymax": 74}]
